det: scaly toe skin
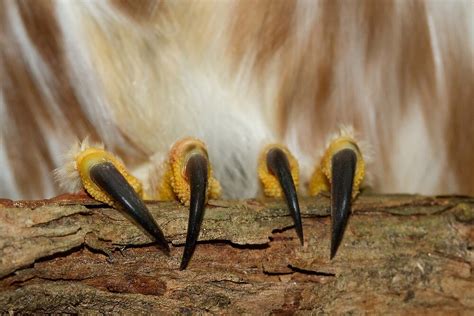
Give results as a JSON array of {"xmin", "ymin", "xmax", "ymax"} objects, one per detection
[
  {"xmin": 58, "ymin": 141, "xmax": 170, "ymax": 254},
  {"xmin": 258, "ymin": 144, "xmax": 304, "ymax": 245},
  {"xmin": 158, "ymin": 137, "xmax": 220, "ymax": 270},
  {"xmin": 309, "ymin": 131, "xmax": 365, "ymax": 259}
]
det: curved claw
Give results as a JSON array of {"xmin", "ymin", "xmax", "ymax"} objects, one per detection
[
  {"xmin": 89, "ymin": 162, "xmax": 170, "ymax": 254},
  {"xmin": 330, "ymin": 148, "xmax": 357, "ymax": 259},
  {"xmin": 180, "ymin": 153, "xmax": 208, "ymax": 270},
  {"xmin": 267, "ymin": 148, "xmax": 304, "ymax": 245}
]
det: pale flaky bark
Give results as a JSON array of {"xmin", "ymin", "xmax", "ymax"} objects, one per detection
[{"xmin": 0, "ymin": 194, "xmax": 472, "ymax": 314}]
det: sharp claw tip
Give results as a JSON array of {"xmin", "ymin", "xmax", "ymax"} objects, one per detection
[
  {"xmin": 299, "ymin": 239, "xmax": 304, "ymax": 246},
  {"xmin": 330, "ymin": 237, "xmax": 342, "ymax": 260},
  {"xmin": 160, "ymin": 244, "xmax": 171, "ymax": 256},
  {"xmin": 296, "ymin": 229, "xmax": 304, "ymax": 246},
  {"xmin": 330, "ymin": 245, "xmax": 337, "ymax": 260},
  {"xmin": 179, "ymin": 259, "xmax": 189, "ymax": 270},
  {"xmin": 151, "ymin": 232, "xmax": 170, "ymax": 255}
]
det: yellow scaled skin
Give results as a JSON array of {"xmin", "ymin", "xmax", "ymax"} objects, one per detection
[
  {"xmin": 76, "ymin": 148, "xmax": 143, "ymax": 206},
  {"xmin": 157, "ymin": 138, "xmax": 221, "ymax": 205},
  {"xmin": 258, "ymin": 144, "xmax": 299, "ymax": 198},
  {"xmin": 309, "ymin": 136, "xmax": 365, "ymax": 198}
]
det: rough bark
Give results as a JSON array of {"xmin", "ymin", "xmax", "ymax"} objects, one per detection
[{"xmin": 0, "ymin": 193, "xmax": 472, "ymax": 314}]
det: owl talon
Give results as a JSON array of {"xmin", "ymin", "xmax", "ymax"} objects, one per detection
[
  {"xmin": 309, "ymin": 129, "xmax": 365, "ymax": 259},
  {"xmin": 56, "ymin": 141, "xmax": 170, "ymax": 255},
  {"xmin": 180, "ymin": 153, "xmax": 208, "ymax": 270},
  {"xmin": 259, "ymin": 145, "xmax": 303, "ymax": 245},
  {"xmin": 89, "ymin": 162, "xmax": 170, "ymax": 254},
  {"xmin": 158, "ymin": 138, "xmax": 220, "ymax": 270},
  {"xmin": 329, "ymin": 148, "xmax": 356, "ymax": 259},
  {"xmin": 266, "ymin": 148, "xmax": 304, "ymax": 245}
]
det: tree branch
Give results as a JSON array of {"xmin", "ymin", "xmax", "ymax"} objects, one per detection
[{"xmin": 0, "ymin": 194, "xmax": 472, "ymax": 313}]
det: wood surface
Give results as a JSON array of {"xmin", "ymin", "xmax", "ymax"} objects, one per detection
[{"xmin": 0, "ymin": 193, "xmax": 472, "ymax": 314}]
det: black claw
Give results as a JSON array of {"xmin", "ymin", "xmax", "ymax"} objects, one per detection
[
  {"xmin": 89, "ymin": 162, "xmax": 170, "ymax": 254},
  {"xmin": 267, "ymin": 148, "xmax": 304, "ymax": 245},
  {"xmin": 330, "ymin": 148, "xmax": 357, "ymax": 259},
  {"xmin": 180, "ymin": 153, "xmax": 208, "ymax": 270}
]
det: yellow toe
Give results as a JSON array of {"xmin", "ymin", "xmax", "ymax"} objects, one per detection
[
  {"xmin": 157, "ymin": 137, "xmax": 221, "ymax": 205},
  {"xmin": 258, "ymin": 144, "xmax": 299, "ymax": 198},
  {"xmin": 309, "ymin": 135, "xmax": 365, "ymax": 198},
  {"xmin": 76, "ymin": 147, "xmax": 143, "ymax": 206}
]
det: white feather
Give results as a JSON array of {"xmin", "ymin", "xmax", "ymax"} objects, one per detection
[{"xmin": 54, "ymin": 137, "xmax": 104, "ymax": 193}]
